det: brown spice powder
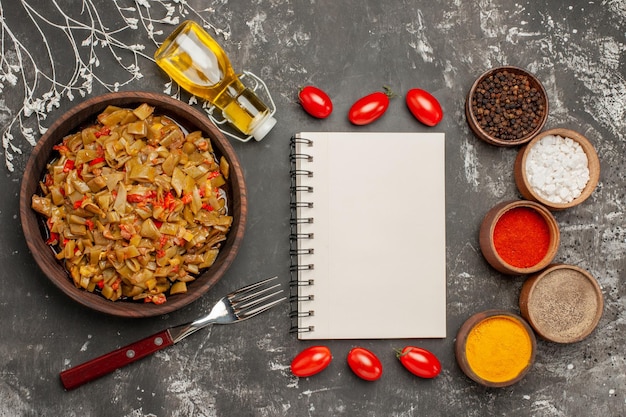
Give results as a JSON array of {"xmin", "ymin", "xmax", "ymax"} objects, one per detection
[{"xmin": 527, "ymin": 268, "xmax": 600, "ymax": 342}]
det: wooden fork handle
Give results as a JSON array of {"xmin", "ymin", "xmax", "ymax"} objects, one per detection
[{"xmin": 60, "ymin": 329, "xmax": 174, "ymax": 390}]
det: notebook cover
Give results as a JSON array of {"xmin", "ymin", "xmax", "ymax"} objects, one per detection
[{"xmin": 290, "ymin": 131, "xmax": 446, "ymax": 339}]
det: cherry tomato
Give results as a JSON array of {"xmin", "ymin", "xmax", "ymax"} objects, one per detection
[
  {"xmin": 290, "ymin": 346, "xmax": 332, "ymax": 377},
  {"xmin": 348, "ymin": 87, "xmax": 394, "ymax": 125},
  {"xmin": 396, "ymin": 346, "xmax": 441, "ymax": 378},
  {"xmin": 405, "ymin": 88, "xmax": 443, "ymax": 127},
  {"xmin": 298, "ymin": 86, "xmax": 333, "ymax": 119},
  {"xmin": 347, "ymin": 347, "xmax": 383, "ymax": 381}
]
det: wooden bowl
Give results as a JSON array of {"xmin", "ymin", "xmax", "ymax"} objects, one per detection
[
  {"xmin": 455, "ymin": 310, "xmax": 536, "ymax": 388},
  {"xmin": 19, "ymin": 91, "xmax": 247, "ymax": 318},
  {"xmin": 479, "ymin": 200, "xmax": 560, "ymax": 275},
  {"xmin": 466, "ymin": 66, "xmax": 548, "ymax": 147},
  {"xmin": 514, "ymin": 128, "xmax": 600, "ymax": 210},
  {"xmin": 519, "ymin": 264, "xmax": 603, "ymax": 343}
]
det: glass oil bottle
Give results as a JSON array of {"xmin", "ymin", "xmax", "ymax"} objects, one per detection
[{"xmin": 155, "ymin": 20, "xmax": 276, "ymax": 141}]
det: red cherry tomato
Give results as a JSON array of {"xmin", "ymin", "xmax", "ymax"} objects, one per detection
[
  {"xmin": 405, "ymin": 88, "xmax": 443, "ymax": 127},
  {"xmin": 298, "ymin": 86, "xmax": 333, "ymax": 119},
  {"xmin": 290, "ymin": 346, "xmax": 332, "ymax": 377},
  {"xmin": 347, "ymin": 347, "xmax": 383, "ymax": 381},
  {"xmin": 348, "ymin": 87, "xmax": 394, "ymax": 125},
  {"xmin": 396, "ymin": 346, "xmax": 441, "ymax": 378}
]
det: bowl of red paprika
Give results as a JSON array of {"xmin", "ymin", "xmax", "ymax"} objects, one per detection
[{"xmin": 479, "ymin": 200, "xmax": 560, "ymax": 275}]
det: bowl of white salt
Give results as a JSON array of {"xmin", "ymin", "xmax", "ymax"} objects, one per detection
[{"xmin": 514, "ymin": 128, "xmax": 600, "ymax": 210}]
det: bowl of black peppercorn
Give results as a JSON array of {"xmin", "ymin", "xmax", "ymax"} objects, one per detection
[{"xmin": 466, "ymin": 66, "xmax": 548, "ymax": 147}]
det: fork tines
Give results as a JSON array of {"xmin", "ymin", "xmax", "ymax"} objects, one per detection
[{"xmin": 229, "ymin": 276, "xmax": 286, "ymax": 320}]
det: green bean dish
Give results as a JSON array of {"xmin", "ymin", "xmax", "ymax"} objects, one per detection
[{"xmin": 31, "ymin": 103, "xmax": 233, "ymax": 304}]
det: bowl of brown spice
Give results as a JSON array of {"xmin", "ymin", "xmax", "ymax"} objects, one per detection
[
  {"xmin": 466, "ymin": 66, "xmax": 548, "ymax": 147},
  {"xmin": 519, "ymin": 264, "xmax": 603, "ymax": 343}
]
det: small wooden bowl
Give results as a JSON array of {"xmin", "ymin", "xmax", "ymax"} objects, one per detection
[
  {"xmin": 514, "ymin": 128, "xmax": 600, "ymax": 210},
  {"xmin": 466, "ymin": 66, "xmax": 548, "ymax": 147},
  {"xmin": 519, "ymin": 264, "xmax": 603, "ymax": 343},
  {"xmin": 479, "ymin": 200, "xmax": 560, "ymax": 275},
  {"xmin": 19, "ymin": 91, "xmax": 247, "ymax": 318},
  {"xmin": 455, "ymin": 310, "xmax": 536, "ymax": 388}
]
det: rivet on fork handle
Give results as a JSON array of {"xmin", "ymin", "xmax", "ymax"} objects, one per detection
[{"xmin": 60, "ymin": 330, "xmax": 175, "ymax": 390}]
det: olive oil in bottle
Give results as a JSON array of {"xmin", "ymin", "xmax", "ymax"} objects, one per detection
[{"xmin": 155, "ymin": 20, "xmax": 276, "ymax": 141}]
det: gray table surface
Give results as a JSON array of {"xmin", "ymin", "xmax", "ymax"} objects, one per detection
[{"xmin": 1, "ymin": 1, "xmax": 625, "ymax": 416}]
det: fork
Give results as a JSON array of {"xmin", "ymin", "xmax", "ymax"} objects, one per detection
[{"xmin": 60, "ymin": 276, "xmax": 285, "ymax": 390}]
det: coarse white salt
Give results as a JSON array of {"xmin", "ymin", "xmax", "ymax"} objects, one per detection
[{"xmin": 525, "ymin": 134, "xmax": 590, "ymax": 204}]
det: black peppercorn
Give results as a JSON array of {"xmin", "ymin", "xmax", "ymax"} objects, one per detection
[{"xmin": 471, "ymin": 70, "xmax": 546, "ymax": 141}]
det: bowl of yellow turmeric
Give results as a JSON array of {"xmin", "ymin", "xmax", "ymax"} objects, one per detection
[
  {"xmin": 19, "ymin": 91, "xmax": 247, "ymax": 318},
  {"xmin": 455, "ymin": 309, "xmax": 536, "ymax": 387}
]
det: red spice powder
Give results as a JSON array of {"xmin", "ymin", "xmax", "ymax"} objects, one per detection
[{"xmin": 493, "ymin": 207, "xmax": 551, "ymax": 268}]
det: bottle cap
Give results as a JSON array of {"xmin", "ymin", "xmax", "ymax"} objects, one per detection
[{"xmin": 252, "ymin": 115, "xmax": 277, "ymax": 141}]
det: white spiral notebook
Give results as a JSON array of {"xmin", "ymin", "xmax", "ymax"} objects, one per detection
[{"xmin": 289, "ymin": 131, "xmax": 446, "ymax": 340}]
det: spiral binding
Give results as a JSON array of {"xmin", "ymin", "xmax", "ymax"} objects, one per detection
[{"xmin": 289, "ymin": 135, "xmax": 315, "ymax": 334}]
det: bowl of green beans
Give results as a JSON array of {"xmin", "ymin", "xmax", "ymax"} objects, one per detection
[{"xmin": 20, "ymin": 91, "xmax": 247, "ymax": 318}]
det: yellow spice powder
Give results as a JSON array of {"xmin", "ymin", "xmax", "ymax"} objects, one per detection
[{"xmin": 465, "ymin": 315, "xmax": 533, "ymax": 383}]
